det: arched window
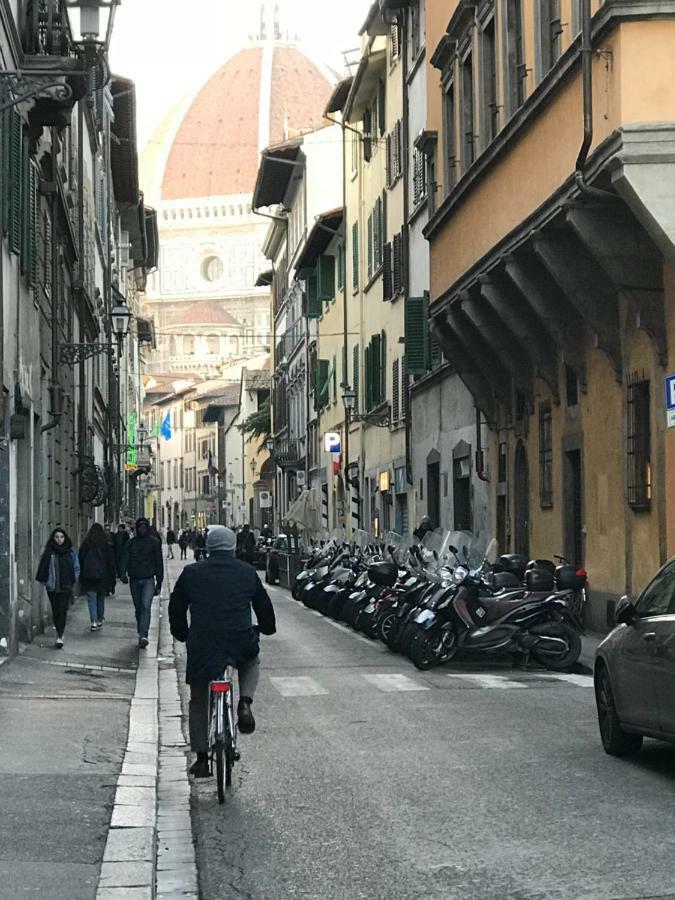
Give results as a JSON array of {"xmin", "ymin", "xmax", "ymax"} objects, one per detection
[
  {"xmin": 183, "ymin": 335, "xmax": 195, "ymax": 355},
  {"xmin": 207, "ymin": 334, "xmax": 219, "ymax": 355}
]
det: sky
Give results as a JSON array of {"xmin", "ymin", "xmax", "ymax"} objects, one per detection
[{"xmin": 109, "ymin": 0, "xmax": 372, "ymax": 149}]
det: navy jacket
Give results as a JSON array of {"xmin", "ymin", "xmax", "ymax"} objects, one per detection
[
  {"xmin": 168, "ymin": 551, "xmax": 276, "ymax": 683},
  {"xmin": 122, "ymin": 535, "xmax": 163, "ymax": 586}
]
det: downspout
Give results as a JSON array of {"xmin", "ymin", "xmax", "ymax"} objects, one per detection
[
  {"xmin": 325, "ymin": 112, "xmax": 351, "ymax": 528},
  {"xmin": 41, "ymin": 128, "xmax": 62, "ymax": 433},
  {"xmin": 400, "ymin": 9, "xmax": 414, "ymax": 494},
  {"xmin": 575, "ymin": 0, "xmax": 615, "ymax": 201}
]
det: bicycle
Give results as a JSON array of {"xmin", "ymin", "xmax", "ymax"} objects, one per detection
[{"xmin": 208, "ymin": 664, "xmax": 240, "ymax": 804}]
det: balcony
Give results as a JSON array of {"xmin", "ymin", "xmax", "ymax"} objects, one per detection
[{"xmin": 274, "ymin": 438, "xmax": 304, "ymax": 469}]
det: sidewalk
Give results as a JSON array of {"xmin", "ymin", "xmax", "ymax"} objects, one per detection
[{"xmin": 0, "ymin": 584, "xmax": 140, "ymax": 900}]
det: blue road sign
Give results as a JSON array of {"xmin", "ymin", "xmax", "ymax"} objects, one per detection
[{"xmin": 666, "ymin": 375, "xmax": 675, "ymax": 411}]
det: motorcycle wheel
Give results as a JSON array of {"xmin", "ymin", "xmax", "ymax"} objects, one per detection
[
  {"xmin": 377, "ymin": 611, "xmax": 397, "ymax": 644},
  {"xmin": 531, "ymin": 622, "xmax": 582, "ymax": 671},
  {"xmin": 410, "ymin": 627, "xmax": 457, "ymax": 671},
  {"xmin": 342, "ymin": 599, "xmax": 362, "ymax": 629},
  {"xmin": 327, "ymin": 592, "xmax": 347, "ymax": 619},
  {"xmin": 291, "ymin": 580, "xmax": 303, "ymax": 600},
  {"xmin": 399, "ymin": 623, "xmax": 422, "ymax": 659},
  {"xmin": 384, "ymin": 618, "xmax": 403, "ymax": 653}
]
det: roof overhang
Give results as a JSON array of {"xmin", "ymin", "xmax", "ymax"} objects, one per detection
[
  {"xmin": 294, "ymin": 208, "xmax": 345, "ymax": 272},
  {"xmin": 255, "ymin": 268, "xmax": 274, "ymax": 287},
  {"xmin": 110, "ymin": 76, "xmax": 139, "ymax": 207},
  {"xmin": 252, "ymin": 139, "xmax": 304, "ymax": 209},
  {"xmin": 324, "ymin": 77, "xmax": 354, "ymax": 116},
  {"xmin": 344, "ymin": 48, "xmax": 387, "ymax": 123}
]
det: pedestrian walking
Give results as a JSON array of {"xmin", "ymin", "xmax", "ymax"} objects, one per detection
[
  {"xmin": 79, "ymin": 523, "xmax": 116, "ymax": 632},
  {"xmin": 112, "ymin": 523, "xmax": 129, "ymax": 579},
  {"xmin": 122, "ymin": 517, "xmax": 164, "ymax": 649},
  {"xmin": 178, "ymin": 530, "xmax": 189, "ymax": 560},
  {"xmin": 166, "ymin": 528, "xmax": 177, "ymax": 559},
  {"xmin": 169, "ymin": 525, "xmax": 276, "ymax": 778},
  {"xmin": 236, "ymin": 523, "xmax": 256, "ymax": 565},
  {"xmin": 36, "ymin": 528, "xmax": 80, "ymax": 648},
  {"xmin": 194, "ymin": 529, "xmax": 206, "ymax": 561}
]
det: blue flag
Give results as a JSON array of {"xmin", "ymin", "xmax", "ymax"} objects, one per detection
[{"xmin": 160, "ymin": 410, "xmax": 172, "ymax": 441}]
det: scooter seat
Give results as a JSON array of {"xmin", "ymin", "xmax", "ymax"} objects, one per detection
[{"xmin": 484, "ymin": 590, "xmax": 552, "ymax": 624}]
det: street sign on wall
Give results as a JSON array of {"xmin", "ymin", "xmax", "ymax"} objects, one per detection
[
  {"xmin": 259, "ymin": 491, "xmax": 272, "ymax": 509},
  {"xmin": 666, "ymin": 375, "xmax": 675, "ymax": 428},
  {"xmin": 324, "ymin": 432, "xmax": 341, "ymax": 453}
]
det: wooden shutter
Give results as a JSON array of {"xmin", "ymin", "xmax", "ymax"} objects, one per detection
[
  {"xmin": 405, "ymin": 295, "xmax": 430, "ymax": 374},
  {"xmin": 364, "ymin": 343, "xmax": 372, "ymax": 411},
  {"xmin": 8, "ymin": 111, "xmax": 23, "ymax": 255},
  {"xmin": 363, "ymin": 109, "xmax": 372, "ymax": 162},
  {"xmin": 386, "ymin": 134, "xmax": 392, "ymax": 188},
  {"xmin": 378, "ymin": 80, "xmax": 386, "ymax": 136},
  {"xmin": 306, "ymin": 271, "xmax": 321, "ymax": 318},
  {"xmin": 367, "ymin": 213, "xmax": 373, "ymax": 279},
  {"xmin": 380, "ymin": 330, "xmax": 387, "ymax": 406},
  {"xmin": 430, "ymin": 333, "xmax": 443, "ymax": 369},
  {"xmin": 353, "ymin": 344, "xmax": 360, "ymax": 413},
  {"xmin": 318, "ymin": 254, "xmax": 335, "ymax": 301},
  {"xmin": 392, "ymin": 359, "xmax": 400, "ymax": 424},
  {"xmin": 315, "ymin": 358, "xmax": 330, "ymax": 410},
  {"xmin": 382, "ymin": 242, "xmax": 392, "ymax": 301},
  {"xmin": 392, "ymin": 233, "xmax": 402, "ymax": 296},
  {"xmin": 401, "ymin": 355, "xmax": 409, "ymax": 421},
  {"xmin": 1, "ymin": 110, "xmax": 10, "ymax": 233}
]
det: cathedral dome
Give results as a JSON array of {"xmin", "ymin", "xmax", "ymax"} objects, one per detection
[
  {"xmin": 174, "ymin": 300, "xmax": 240, "ymax": 327},
  {"xmin": 160, "ymin": 43, "xmax": 333, "ymax": 201}
]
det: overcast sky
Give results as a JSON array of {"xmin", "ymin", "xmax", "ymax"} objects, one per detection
[{"xmin": 110, "ymin": 0, "xmax": 371, "ymax": 148}]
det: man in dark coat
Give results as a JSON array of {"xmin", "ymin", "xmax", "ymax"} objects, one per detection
[
  {"xmin": 236, "ymin": 523, "xmax": 256, "ymax": 564},
  {"xmin": 112, "ymin": 524, "xmax": 129, "ymax": 579},
  {"xmin": 122, "ymin": 517, "xmax": 164, "ymax": 649},
  {"xmin": 169, "ymin": 525, "xmax": 276, "ymax": 779}
]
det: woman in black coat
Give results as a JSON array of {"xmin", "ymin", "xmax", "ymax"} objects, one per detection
[
  {"xmin": 79, "ymin": 523, "xmax": 116, "ymax": 631},
  {"xmin": 36, "ymin": 528, "xmax": 80, "ymax": 648}
]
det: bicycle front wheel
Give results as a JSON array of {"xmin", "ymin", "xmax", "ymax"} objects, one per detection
[{"xmin": 215, "ymin": 739, "xmax": 225, "ymax": 804}]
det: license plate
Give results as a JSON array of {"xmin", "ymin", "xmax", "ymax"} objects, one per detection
[{"xmin": 416, "ymin": 609, "xmax": 434, "ymax": 624}]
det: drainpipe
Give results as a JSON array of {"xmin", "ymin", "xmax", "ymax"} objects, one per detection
[
  {"xmin": 400, "ymin": 11, "xmax": 414, "ymax": 494},
  {"xmin": 575, "ymin": 0, "xmax": 615, "ymax": 201},
  {"xmin": 42, "ymin": 128, "xmax": 63, "ymax": 433}
]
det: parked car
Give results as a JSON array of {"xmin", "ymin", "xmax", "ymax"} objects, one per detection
[
  {"xmin": 265, "ymin": 535, "xmax": 289, "ymax": 585},
  {"xmin": 594, "ymin": 557, "xmax": 675, "ymax": 756}
]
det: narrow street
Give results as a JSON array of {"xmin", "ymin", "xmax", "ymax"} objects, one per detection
[{"xmin": 165, "ymin": 562, "xmax": 675, "ymax": 900}]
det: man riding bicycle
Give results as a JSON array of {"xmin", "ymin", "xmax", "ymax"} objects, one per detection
[{"xmin": 169, "ymin": 525, "xmax": 276, "ymax": 778}]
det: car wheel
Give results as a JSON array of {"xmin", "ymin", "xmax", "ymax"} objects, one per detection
[{"xmin": 594, "ymin": 663, "xmax": 643, "ymax": 757}]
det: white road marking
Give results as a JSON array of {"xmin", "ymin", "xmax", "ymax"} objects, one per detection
[
  {"xmin": 270, "ymin": 676, "xmax": 329, "ymax": 697},
  {"xmin": 536, "ymin": 673, "xmax": 594, "ymax": 687},
  {"xmin": 446, "ymin": 673, "xmax": 528, "ymax": 690},
  {"xmin": 362, "ymin": 673, "xmax": 430, "ymax": 692}
]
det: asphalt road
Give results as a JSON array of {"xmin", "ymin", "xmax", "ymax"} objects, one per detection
[{"xmin": 180, "ymin": 579, "xmax": 675, "ymax": 900}]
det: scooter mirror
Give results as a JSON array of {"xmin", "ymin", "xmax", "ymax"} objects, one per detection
[
  {"xmin": 448, "ymin": 545, "xmax": 458, "ymax": 555},
  {"xmin": 462, "ymin": 545, "xmax": 469, "ymax": 560}
]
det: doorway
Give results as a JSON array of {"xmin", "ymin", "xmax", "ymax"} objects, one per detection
[
  {"xmin": 427, "ymin": 461, "xmax": 440, "ymax": 529},
  {"xmin": 513, "ymin": 440, "xmax": 529, "ymax": 558},
  {"xmin": 564, "ymin": 448, "xmax": 583, "ymax": 565}
]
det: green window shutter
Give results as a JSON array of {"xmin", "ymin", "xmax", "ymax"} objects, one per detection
[
  {"xmin": 318, "ymin": 254, "xmax": 335, "ymax": 302},
  {"xmin": 8, "ymin": 111, "xmax": 23, "ymax": 255},
  {"xmin": 405, "ymin": 295, "xmax": 430, "ymax": 374},
  {"xmin": 332, "ymin": 354, "xmax": 337, "ymax": 402},
  {"xmin": 430, "ymin": 333, "xmax": 443, "ymax": 369},
  {"xmin": 353, "ymin": 344, "xmax": 360, "ymax": 413},
  {"xmin": 306, "ymin": 271, "xmax": 321, "ymax": 318},
  {"xmin": 1, "ymin": 110, "xmax": 10, "ymax": 233},
  {"xmin": 337, "ymin": 244, "xmax": 345, "ymax": 291},
  {"xmin": 25, "ymin": 161, "xmax": 38, "ymax": 288},
  {"xmin": 364, "ymin": 343, "xmax": 372, "ymax": 411},
  {"xmin": 380, "ymin": 330, "xmax": 387, "ymax": 405},
  {"xmin": 367, "ymin": 213, "xmax": 373, "ymax": 279},
  {"xmin": 316, "ymin": 358, "xmax": 330, "ymax": 410},
  {"xmin": 351, "ymin": 222, "xmax": 359, "ymax": 291},
  {"xmin": 341, "ymin": 345, "xmax": 347, "ymax": 392}
]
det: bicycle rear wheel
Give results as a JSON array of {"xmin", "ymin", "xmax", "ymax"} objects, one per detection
[
  {"xmin": 225, "ymin": 735, "xmax": 234, "ymax": 787},
  {"xmin": 215, "ymin": 739, "xmax": 225, "ymax": 804}
]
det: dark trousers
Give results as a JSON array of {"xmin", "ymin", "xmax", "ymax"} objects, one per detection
[
  {"xmin": 189, "ymin": 656, "xmax": 260, "ymax": 753},
  {"xmin": 48, "ymin": 591, "xmax": 72, "ymax": 637},
  {"xmin": 180, "ymin": 546, "xmax": 187, "ymax": 559},
  {"xmin": 130, "ymin": 577, "xmax": 155, "ymax": 639}
]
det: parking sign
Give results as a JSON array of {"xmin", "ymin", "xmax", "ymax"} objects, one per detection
[{"xmin": 666, "ymin": 375, "xmax": 675, "ymax": 428}]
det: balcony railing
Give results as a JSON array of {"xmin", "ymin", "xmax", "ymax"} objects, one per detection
[{"xmin": 274, "ymin": 438, "xmax": 304, "ymax": 469}]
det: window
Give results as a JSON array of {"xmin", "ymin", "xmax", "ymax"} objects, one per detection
[
  {"xmin": 364, "ymin": 332, "xmax": 386, "ymax": 412},
  {"xmin": 183, "ymin": 335, "xmax": 195, "ymax": 355},
  {"xmin": 540, "ymin": 0, "xmax": 562, "ymax": 74},
  {"xmin": 367, "ymin": 198, "xmax": 385, "ymax": 279},
  {"xmin": 207, "ymin": 335, "xmax": 219, "ymax": 354},
  {"xmin": 565, "ymin": 364, "xmax": 579, "ymax": 407},
  {"xmin": 506, "ymin": 0, "xmax": 526, "ymax": 114},
  {"xmin": 481, "ymin": 16, "xmax": 499, "ymax": 146},
  {"xmin": 460, "ymin": 48, "xmax": 475, "ymax": 172},
  {"xmin": 405, "ymin": 295, "xmax": 430, "ymax": 374},
  {"xmin": 539, "ymin": 402, "xmax": 553, "ymax": 507},
  {"xmin": 201, "ymin": 475, "xmax": 210, "ymax": 496},
  {"xmin": 401, "ymin": 356, "xmax": 409, "ymax": 422},
  {"xmin": 314, "ymin": 359, "xmax": 330, "ymax": 411},
  {"xmin": 453, "ymin": 454, "xmax": 472, "ymax": 530},
  {"xmin": 627, "ymin": 374, "xmax": 651, "ymax": 509},
  {"xmin": 412, "ymin": 147, "xmax": 427, "ymax": 206},
  {"xmin": 637, "ymin": 562, "xmax": 675, "ymax": 618},
  {"xmin": 363, "ymin": 108, "xmax": 372, "ymax": 163},
  {"xmin": 337, "ymin": 243, "xmax": 345, "ymax": 292},
  {"xmin": 353, "ymin": 344, "xmax": 360, "ymax": 413},
  {"xmin": 386, "ymin": 120, "xmax": 403, "ymax": 187},
  {"xmin": 443, "ymin": 80, "xmax": 457, "ymax": 193},
  {"xmin": 392, "ymin": 231, "xmax": 404, "ymax": 297},
  {"xmin": 351, "ymin": 222, "xmax": 359, "ymax": 291}
]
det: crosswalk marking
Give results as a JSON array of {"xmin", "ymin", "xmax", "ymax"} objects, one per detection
[
  {"xmin": 362, "ymin": 673, "xmax": 430, "ymax": 693},
  {"xmin": 446, "ymin": 673, "xmax": 528, "ymax": 690},
  {"xmin": 269, "ymin": 676, "xmax": 329, "ymax": 697},
  {"xmin": 536, "ymin": 673, "xmax": 594, "ymax": 688}
]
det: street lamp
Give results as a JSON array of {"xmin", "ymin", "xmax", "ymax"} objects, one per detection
[
  {"xmin": 342, "ymin": 385, "xmax": 356, "ymax": 415},
  {"xmin": 111, "ymin": 294, "xmax": 131, "ymax": 343},
  {"xmin": 250, "ymin": 458, "xmax": 258, "ymax": 476},
  {"xmin": 137, "ymin": 422, "xmax": 149, "ymax": 446},
  {"xmin": 65, "ymin": 0, "xmax": 119, "ymax": 52},
  {"xmin": 341, "ymin": 383, "xmax": 390, "ymax": 427},
  {"xmin": 264, "ymin": 436, "xmax": 274, "ymax": 456},
  {"xmin": 60, "ymin": 290, "xmax": 132, "ymax": 363}
]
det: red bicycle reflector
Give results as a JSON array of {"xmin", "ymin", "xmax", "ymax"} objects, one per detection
[
  {"xmin": 211, "ymin": 682, "xmax": 230, "ymax": 693},
  {"xmin": 576, "ymin": 569, "xmax": 587, "ymax": 579}
]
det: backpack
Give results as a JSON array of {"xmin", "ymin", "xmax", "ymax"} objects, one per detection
[{"xmin": 83, "ymin": 547, "xmax": 105, "ymax": 581}]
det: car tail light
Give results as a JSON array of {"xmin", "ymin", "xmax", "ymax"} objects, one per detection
[{"xmin": 211, "ymin": 682, "xmax": 230, "ymax": 693}]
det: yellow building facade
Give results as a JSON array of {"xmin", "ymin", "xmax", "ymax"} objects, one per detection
[{"xmin": 424, "ymin": 0, "xmax": 675, "ymax": 628}]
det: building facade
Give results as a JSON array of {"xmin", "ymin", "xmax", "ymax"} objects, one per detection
[
  {"xmin": 0, "ymin": 0, "xmax": 152, "ymax": 657},
  {"xmin": 425, "ymin": 0, "xmax": 675, "ymax": 626}
]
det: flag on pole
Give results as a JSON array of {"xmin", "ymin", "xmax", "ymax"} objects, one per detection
[
  {"xmin": 208, "ymin": 451, "xmax": 219, "ymax": 478},
  {"xmin": 160, "ymin": 411, "xmax": 172, "ymax": 441}
]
